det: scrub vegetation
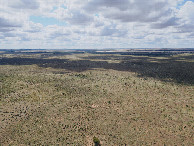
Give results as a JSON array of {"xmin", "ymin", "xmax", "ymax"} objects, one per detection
[{"xmin": 0, "ymin": 49, "xmax": 193, "ymax": 145}]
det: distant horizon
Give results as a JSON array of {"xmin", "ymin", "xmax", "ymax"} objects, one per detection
[{"xmin": 1, "ymin": 48, "xmax": 194, "ymax": 50}]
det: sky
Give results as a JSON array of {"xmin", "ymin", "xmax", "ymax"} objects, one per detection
[{"xmin": 0, "ymin": 0, "xmax": 194, "ymax": 49}]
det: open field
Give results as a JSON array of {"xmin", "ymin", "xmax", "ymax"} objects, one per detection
[{"xmin": 0, "ymin": 49, "xmax": 194, "ymax": 145}]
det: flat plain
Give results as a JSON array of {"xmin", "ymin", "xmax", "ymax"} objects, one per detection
[{"xmin": 0, "ymin": 49, "xmax": 194, "ymax": 145}]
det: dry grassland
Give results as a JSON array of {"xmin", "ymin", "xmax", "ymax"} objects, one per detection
[{"xmin": 0, "ymin": 53, "xmax": 193, "ymax": 145}]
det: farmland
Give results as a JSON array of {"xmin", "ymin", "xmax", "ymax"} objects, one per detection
[{"xmin": 0, "ymin": 49, "xmax": 194, "ymax": 145}]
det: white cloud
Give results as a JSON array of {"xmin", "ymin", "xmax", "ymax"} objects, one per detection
[
  {"xmin": 177, "ymin": 1, "xmax": 194, "ymax": 23},
  {"xmin": 23, "ymin": 22, "xmax": 43, "ymax": 33},
  {"xmin": 9, "ymin": 0, "xmax": 39, "ymax": 9},
  {"xmin": 175, "ymin": 1, "xmax": 194, "ymax": 38},
  {"xmin": 84, "ymin": 0, "xmax": 172, "ymax": 23},
  {"xmin": 0, "ymin": 0, "xmax": 193, "ymax": 49}
]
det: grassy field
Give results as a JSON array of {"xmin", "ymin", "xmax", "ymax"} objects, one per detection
[{"xmin": 0, "ymin": 51, "xmax": 194, "ymax": 145}]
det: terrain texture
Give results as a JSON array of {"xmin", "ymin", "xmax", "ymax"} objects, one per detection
[{"xmin": 0, "ymin": 49, "xmax": 194, "ymax": 145}]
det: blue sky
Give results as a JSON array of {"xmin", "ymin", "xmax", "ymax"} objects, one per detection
[
  {"xmin": 30, "ymin": 16, "xmax": 67, "ymax": 26},
  {"xmin": 0, "ymin": 0, "xmax": 194, "ymax": 49},
  {"xmin": 177, "ymin": 0, "xmax": 194, "ymax": 8}
]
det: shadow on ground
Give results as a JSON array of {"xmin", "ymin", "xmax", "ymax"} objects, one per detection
[{"xmin": 0, "ymin": 54, "xmax": 194, "ymax": 85}]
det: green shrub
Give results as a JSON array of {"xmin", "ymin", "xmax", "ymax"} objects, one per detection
[{"xmin": 93, "ymin": 136, "xmax": 100, "ymax": 145}]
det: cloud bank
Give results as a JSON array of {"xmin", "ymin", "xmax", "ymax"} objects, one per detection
[{"xmin": 0, "ymin": 0, "xmax": 193, "ymax": 49}]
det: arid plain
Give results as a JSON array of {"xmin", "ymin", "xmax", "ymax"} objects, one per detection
[{"xmin": 0, "ymin": 49, "xmax": 193, "ymax": 145}]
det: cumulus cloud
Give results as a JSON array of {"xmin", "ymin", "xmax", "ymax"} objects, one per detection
[
  {"xmin": 24, "ymin": 22, "xmax": 43, "ymax": 33},
  {"xmin": 65, "ymin": 10, "xmax": 93, "ymax": 25},
  {"xmin": 0, "ymin": 18, "xmax": 22, "ymax": 28},
  {"xmin": 48, "ymin": 28, "xmax": 71, "ymax": 39},
  {"xmin": 151, "ymin": 17, "xmax": 179, "ymax": 29},
  {"xmin": 177, "ymin": 1, "xmax": 194, "ymax": 23},
  {"xmin": 176, "ymin": 1, "xmax": 194, "ymax": 36},
  {"xmin": 9, "ymin": 0, "xmax": 39, "ymax": 10},
  {"xmin": 0, "ymin": 0, "xmax": 193, "ymax": 48},
  {"xmin": 99, "ymin": 25, "xmax": 127, "ymax": 37},
  {"xmin": 84, "ymin": 0, "xmax": 172, "ymax": 23},
  {"xmin": 3, "ymin": 32, "xmax": 17, "ymax": 38},
  {"xmin": 0, "ymin": 28, "xmax": 14, "ymax": 33},
  {"xmin": 84, "ymin": 0, "xmax": 131, "ymax": 11}
]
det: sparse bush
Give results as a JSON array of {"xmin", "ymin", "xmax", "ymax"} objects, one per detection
[
  {"xmin": 75, "ymin": 73, "xmax": 87, "ymax": 78},
  {"xmin": 93, "ymin": 136, "xmax": 101, "ymax": 145},
  {"xmin": 1, "ymin": 52, "xmax": 193, "ymax": 145}
]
